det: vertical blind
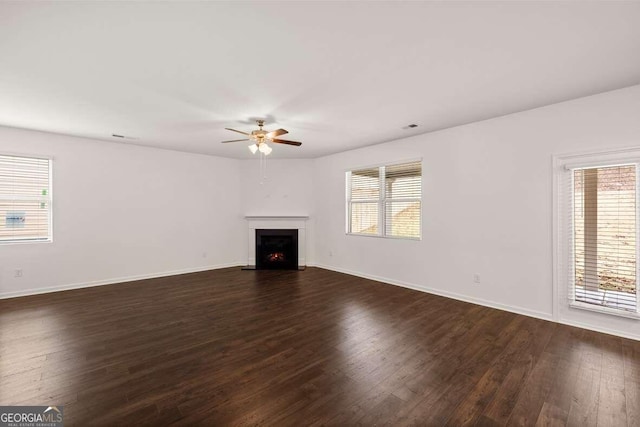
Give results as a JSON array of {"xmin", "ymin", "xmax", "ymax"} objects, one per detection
[
  {"xmin": 0, "ymin": 154, "xmax": 52, "ymax": 242},
  {"xmin": 347, "ymin": 161, "xmax": 421, "ymax": 239},
  {"xmin": 570, "ymin": 164, "xmax": 638, "ymax": 313}
]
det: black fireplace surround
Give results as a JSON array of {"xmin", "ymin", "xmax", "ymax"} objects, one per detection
[{"xmin": 255, "ymin": 229, "xmax": 299, "ymax": 270}]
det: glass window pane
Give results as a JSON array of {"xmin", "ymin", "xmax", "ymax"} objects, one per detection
[
  {"xmin": 350, "ymin": 168, "xmax": 379, "ymax": 200},
  {"xmin": 350, "ymin": 202, "xmax": 378, "ymax": 235},
  {"xmin": 573, "ymin": 165, "xmax": 636, "ymax": 312},
  {"xmin": 385, "ymin": 201, "xmax": 420, "ymax": 238}
]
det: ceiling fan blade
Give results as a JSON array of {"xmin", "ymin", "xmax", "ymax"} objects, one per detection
[
  {"xmin": 221, "ymin": 139, "xmax": 250, "ymax": 143},
  {"xmin": 266, "ymin": 128, "xmax": 288, "ymax": 139},
  {"xmin": 225, "ymin": 128, "xmax": 251, "ymax": 136},
  {"xmin": 272, "ymin": 138, "xmax": 302, "ymax": 147}
]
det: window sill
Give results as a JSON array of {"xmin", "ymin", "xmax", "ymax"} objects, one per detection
[
  {"xmin": 346, "ymin": 232, "xmax": 421, "ymax": 241},
  {"xmin": 0, "ymin": 238, "xmax": 52, "ymax": 246},
  {"xmin": 569, "ymin": 301, "xmax": 640, "ymax": 320}
]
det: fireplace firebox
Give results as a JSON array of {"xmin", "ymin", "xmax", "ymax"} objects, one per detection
[{"xmin": 255, "ymin": 229, "xmax": 298, "ymax": 270}]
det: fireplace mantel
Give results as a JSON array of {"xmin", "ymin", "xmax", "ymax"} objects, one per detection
[
  {"xmin": 244, "ymin": 215, "xmax": 309, "ymax": 220},
  {"xmin": 244, "ymin": 216, "xmax": 309, "ymax": 268}
]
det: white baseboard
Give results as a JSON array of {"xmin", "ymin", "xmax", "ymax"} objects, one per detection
[
  {"xmin": 557, "ymin": 318, "xmax": 640, "ymax": 342},
  {"xmin": 0, "ymin": 262, "xmax": 244, "ymax": 300},
  {"xmin": 311, "ymin": 263, "xmax": 640, "ymax": 342},
  {"xmin": 312, "ymin": 263, "xmax": 553, "ymax": 322}
]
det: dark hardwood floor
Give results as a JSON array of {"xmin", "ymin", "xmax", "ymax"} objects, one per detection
[{"xmin": 1, "ymin": 267, "xmax": 639, "ymax": 426}]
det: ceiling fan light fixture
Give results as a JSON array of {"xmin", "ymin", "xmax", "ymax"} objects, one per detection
[{"xmin": 223, "ymin": 120, "xmax": 301, "ymax": 154}]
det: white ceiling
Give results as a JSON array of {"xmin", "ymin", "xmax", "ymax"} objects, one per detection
[{"xmin": 1, "ymin": 2, "xmax": 639, "ymax": 159}]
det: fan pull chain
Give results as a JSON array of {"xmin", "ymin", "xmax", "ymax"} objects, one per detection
[
  {"xmin": 264, "ymin": 152, "xmax": 268, "ymax": 182},
  {"xmin": 259, "ymin": 151, "xmax": 268, "ymax": 184}
]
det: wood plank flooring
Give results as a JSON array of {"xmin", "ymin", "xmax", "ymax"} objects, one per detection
[{"xmin": 1, "ymin": 267, "xmax": 639, "ymax": 426}]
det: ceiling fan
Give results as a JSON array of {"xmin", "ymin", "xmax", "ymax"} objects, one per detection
[{"xmin": 221, "ymin": 120, "xmax": 302, "ymax": 155}]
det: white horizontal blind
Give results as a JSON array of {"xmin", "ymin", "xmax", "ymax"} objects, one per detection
[
  {"xmin": 384, "ymin": 161, "xmax": 421, "ymax": 238},
  {"xmin": 348, "ymin": 167, "xmax": 379, "ymax": 235},
  {"xmin": 570, "ymin": 164, "xmax": 638, "ymax": 313},
  {"xmin": 0, "ymin": 154, "xmax": 52, "ymax": 242},
  {"xmin": 347, "ymin": 161, "xmax": 422, "ymax": 239}
]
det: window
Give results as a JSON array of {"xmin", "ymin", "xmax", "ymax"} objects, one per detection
[
  {"xmin": 556, "ymin": 149, "xmax": 639, "ymax": 318},
  {"xmin": 347, "ymin": 160, "xmax": 421, "ymax": 239},
  {"xmin": 0, "ymin": 154, "xmax": 52, "ymax": 243}
]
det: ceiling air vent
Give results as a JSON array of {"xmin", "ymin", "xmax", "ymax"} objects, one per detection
[{"xmin": 111, "ymin": 134, "xmax": 139, "ymax": 140}]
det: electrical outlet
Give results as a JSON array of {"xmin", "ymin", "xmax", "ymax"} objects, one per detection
[
  {"xmin": 473, "ymin": 274, "xmax": 480, "ymax": 284},
  {"xmin": 202, "ymin": 252, "xmax": 208, "ymax": 258},
  {"xmin": 329, "ymin": 251, "xmax": 333, "ymax": 257},
  {"xmin": 14, "ymin": 269, "xmax": 23, "ymax": 278}
]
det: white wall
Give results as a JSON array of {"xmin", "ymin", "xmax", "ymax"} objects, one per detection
[
  {"xmin": 313, "ymin": 84, "xmax": 640, "ymax": 341},
  {"xmin": 240, "ymin": 158, "xmax": 314, "ymax": 217},
  {"xmin": 0, "ymin": 126, "xmax": 244, "ymax": 298},
  {"xmin": 239, "ymin": 158, "xmax": 315, "ymax": 264}
]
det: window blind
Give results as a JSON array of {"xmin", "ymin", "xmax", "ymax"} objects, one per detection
[
  {"xmin": 570, "ymin": 164, "xmax": 638, "ymax": 313},
  {"xmin": 384, "ymin": 161, "xmax": 421, "ymax": 238},
  {"xmin": 349, "ymin": 167, "xmax": 379, "ymax": 235},
  {"xmin": 0, "ymin": 154, "xmax": 52, "ymax": 242},
  {"xmin": 347, "ymin": 161, "xmax": 421, "ymax": 239}
]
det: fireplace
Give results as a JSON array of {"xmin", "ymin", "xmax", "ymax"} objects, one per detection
[
  {"xmin": 256, "ymin": 229, "xmax": 299, "ymax": 270},
  {"xmin": 244, "ymin": 216, "xmax": 308, "ymax": 270}
]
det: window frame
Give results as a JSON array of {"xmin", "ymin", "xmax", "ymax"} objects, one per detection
[
  {"xmin": 553, "ymin": 147, "xmax": 640, "ymax": 320},
  {"xmin": 0, "ymin": 153, "xmax": 53, "ymax": 245},
  {"xmin": 346, "ymin": 159, "xmax": 422, "ymax": 241}
]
